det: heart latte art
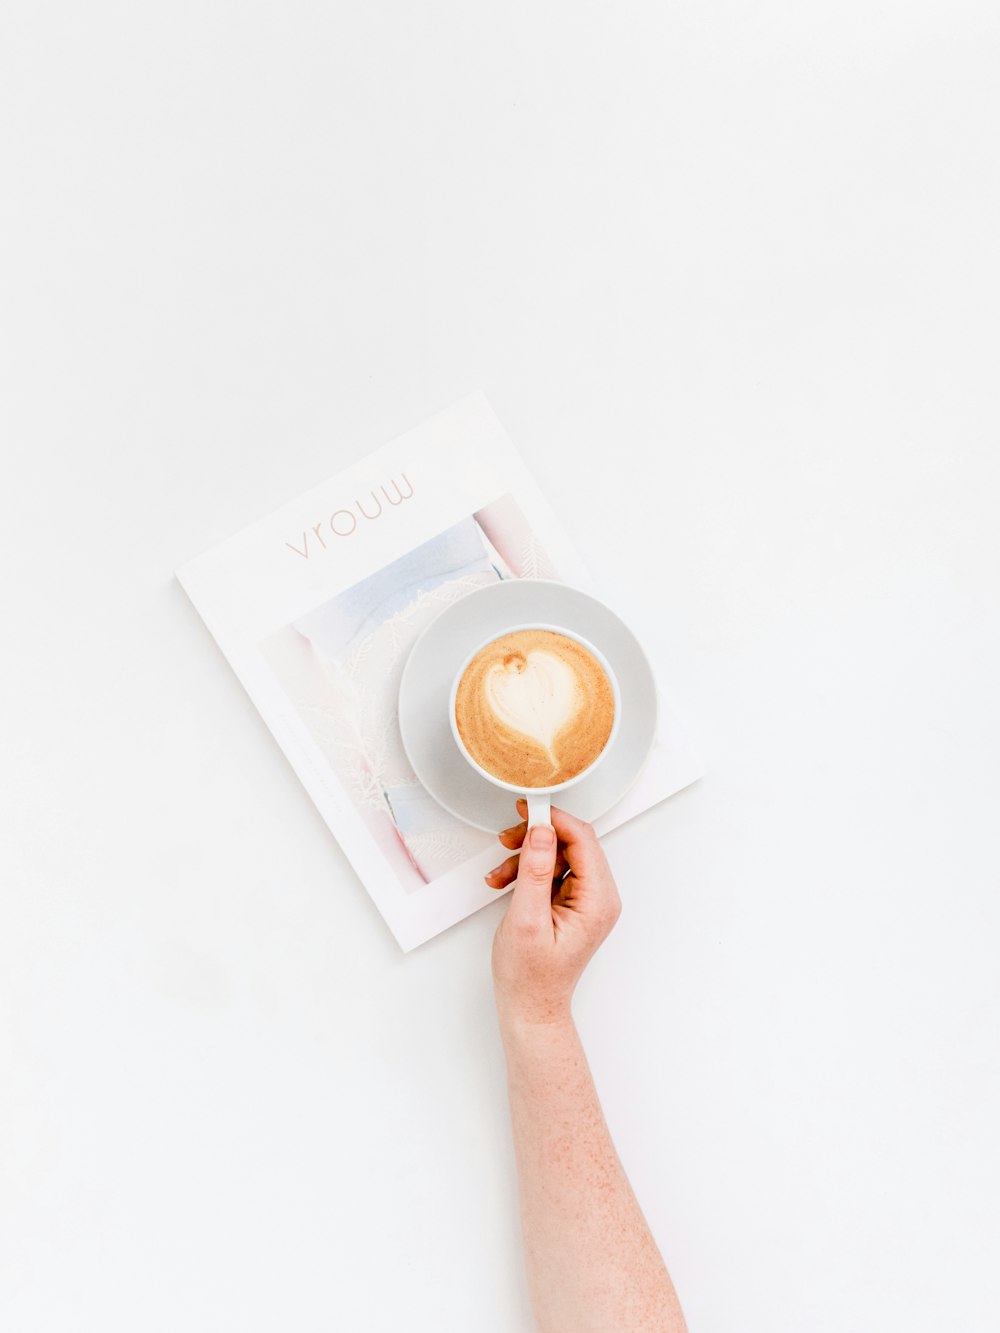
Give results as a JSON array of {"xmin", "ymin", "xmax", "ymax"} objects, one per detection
[{"xmin": 454, "ymin": 629, "xmax": 616, "ymax": 788}]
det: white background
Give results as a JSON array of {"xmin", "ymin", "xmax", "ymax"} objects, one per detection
[{"xmin": 2, "ymin": 2, "xmax": 998, "ymax": 1330}]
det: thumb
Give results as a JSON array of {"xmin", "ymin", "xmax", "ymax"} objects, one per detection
[{"xmin": 509, "ymin": 822, "xmax": 558, "ymax": 925}]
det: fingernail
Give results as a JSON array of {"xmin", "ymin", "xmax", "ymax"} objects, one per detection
[{"xmin": 528, "ymin": 824, "xmax": 555, "ymax": 849}]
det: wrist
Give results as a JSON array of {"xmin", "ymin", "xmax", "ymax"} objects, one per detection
[{"xmin": 494, "ymin": 993, "xmax": 576, "ymax": 1042}]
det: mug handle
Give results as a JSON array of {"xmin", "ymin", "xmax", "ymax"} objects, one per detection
[{"xmin": 525, "ymin": 792, "xmax": 552, "ymax": 830}]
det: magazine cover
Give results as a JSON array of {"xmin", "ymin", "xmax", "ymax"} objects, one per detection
[{"xmin": 177, "ymin": 394, "xmax": 703, "ymax": 950}]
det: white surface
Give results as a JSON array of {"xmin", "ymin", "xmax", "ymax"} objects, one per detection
[{"xmin": 1, "ymin": 2, "xmax": 998, "ymax": 1329}]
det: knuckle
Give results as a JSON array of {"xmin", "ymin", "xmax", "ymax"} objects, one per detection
[
  {"xmin": 520, "ymin": 861, "xmax": 552, "ymax": 886},
  {"xmin": 601, "ymin": 896, "xmax": 623, "ymax": 928},
  {"xmin": 580, "ymin": 835, "xmax": 606, "ymax": 865}
]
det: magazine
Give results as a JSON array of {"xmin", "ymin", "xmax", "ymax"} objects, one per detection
[{"xmin": 176, "ymin": 393, "xmax": 703, "ymax": 950}]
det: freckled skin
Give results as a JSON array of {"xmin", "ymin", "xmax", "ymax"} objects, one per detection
[{"xmin": 487, "ymin": 801, "xmax": 687, "ymax": 1333}]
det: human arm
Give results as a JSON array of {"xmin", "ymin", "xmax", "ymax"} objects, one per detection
[{"xmin": 486, "ymin": 800, "xmax": 687, "ymax": 1333}]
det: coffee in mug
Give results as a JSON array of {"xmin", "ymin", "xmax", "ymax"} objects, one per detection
[{"xmin": 453, "ymin": 628, "xmax": 616, "ymax": 788}]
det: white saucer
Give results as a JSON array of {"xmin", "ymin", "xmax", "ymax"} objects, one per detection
[{"xmin": 398, "ymin": 579, "xmax": 659, "ymax": 833}]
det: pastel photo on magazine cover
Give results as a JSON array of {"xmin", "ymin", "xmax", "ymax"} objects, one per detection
[{"xmin": 260, "ymin": 494, "xmax": 558, "ymax": 895}]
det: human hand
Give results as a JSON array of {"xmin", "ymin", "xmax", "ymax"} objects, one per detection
[{"xmin": 487, "ymin": 798, "xmax": 622, "ymax": 1027}]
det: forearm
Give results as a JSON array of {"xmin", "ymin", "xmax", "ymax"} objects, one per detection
[{"xmin": 498, "ymin": 1006, "xmax": 686, "ymax": 1333}]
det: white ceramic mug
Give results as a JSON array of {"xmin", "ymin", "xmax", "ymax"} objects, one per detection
[{"xmin": 447, "ymin": 621, "xmax": 622, "ymax": 829}]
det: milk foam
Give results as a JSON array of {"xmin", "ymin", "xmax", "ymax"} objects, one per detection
[
  {"xmin": 483, "ymin": 650, "xmax": 579, "ymax": 759},
  {"xmin": 453, "ymin": 627, "xmax": 615, "ymax": 788}
]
